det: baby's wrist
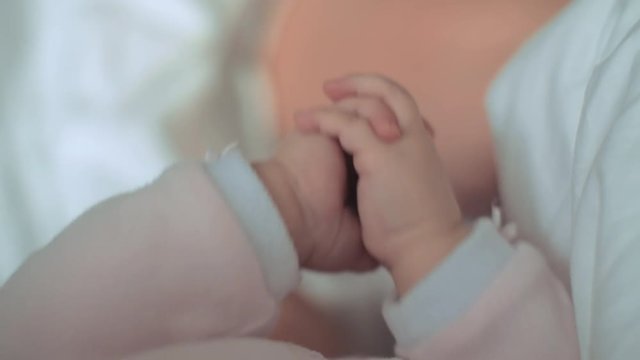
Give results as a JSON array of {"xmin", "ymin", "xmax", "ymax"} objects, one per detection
[
  {"xmin": 252, "ymin": 161, "xmax": 311, "ymax": 264},
  {"xmin": 386, "ymin": 223, "xmax": 471, "ymax": 297}
]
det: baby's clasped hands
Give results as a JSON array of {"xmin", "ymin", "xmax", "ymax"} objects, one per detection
[{"xmin": 296, "ymin": 74, "xmax": 470, "ymax": 295}]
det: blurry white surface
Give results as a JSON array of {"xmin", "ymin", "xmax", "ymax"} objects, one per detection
[
  {"xmin": 0, "ymin": 0, "xmax": 265, "ymax": 283},
  {"xmin": 300, "ymin": 269, "xmax": 395, "ymax": 355}
]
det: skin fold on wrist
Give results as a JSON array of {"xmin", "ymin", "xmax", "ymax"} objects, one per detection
[{"xmin": 387, "ymin": 223, "xmax": 471, "ymax": 297}]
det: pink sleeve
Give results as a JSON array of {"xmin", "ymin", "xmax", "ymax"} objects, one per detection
[
  {"xmin": 0, "ymin": 154, "xmax": 580, "ymax": 360},
  {"xmin": 392, "ymin": 242, "xmax": 580, "ymax": 360},
  {"xmin": 116, "ymin": 222, "xmax": 579, "ymax": 360},
  {"xmin": 0, "ymin": 162, "xmax": 293, "ymax": 359}
]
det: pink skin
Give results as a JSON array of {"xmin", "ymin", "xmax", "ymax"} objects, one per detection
[
  {"xmin": 294, "ymin": 74, "xmax": 468, "ymax": 296},
  {"xmin": 256, "ymin": 134, "xmax": 378, "ymax": 273},
  {"xmin": 323, "ymin": 79, "xmax": 436, "ymax": 138}
]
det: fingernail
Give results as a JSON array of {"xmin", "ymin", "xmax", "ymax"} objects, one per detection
[{"xmin": 384, "ymin": 122, "xmax": 402, "ymax": 140}]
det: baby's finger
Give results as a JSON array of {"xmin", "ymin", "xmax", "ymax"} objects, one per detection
[
  {"xmin": 294, "ymin": 108, "xmax": 381, "ymax": 156},
  {"xmin": 335, "ymin": 96, "xmax": 402, "ymax": 142},
  {"xmin": 324, "ymin": 74, "xmax": 422, "ymax": 129}
]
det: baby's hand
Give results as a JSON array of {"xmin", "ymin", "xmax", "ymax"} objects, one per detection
[
  {"xmin": 296, "ymin": 74, "xmax": 470, "ymax": 295},
  {"xmin": 255, "ymin": 132, "xmax": 376, "ymax": 272}
]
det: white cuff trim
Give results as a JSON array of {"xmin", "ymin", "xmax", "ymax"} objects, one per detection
[
  {"xmin": 206, "ymin": 147, "xmax": 299, "ymax": 301},
  {"xmin": 383, "ymin": 218, "xmax": 513, "ymax": 347}
]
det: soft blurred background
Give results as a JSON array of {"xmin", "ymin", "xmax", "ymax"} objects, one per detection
[
  {"xmin": 0, "ymin": 1, "xmax": 393, "ymax": 355},
  {"xmin": 0, "ymin": 0, "xmax": 279, "ymax": 282}
]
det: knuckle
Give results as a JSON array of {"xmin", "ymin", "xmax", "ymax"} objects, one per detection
[
  {"xmin": 367, "ymin": 97, "xmax": 389, "ymax": 114},
  {"xmin": 387, "ymin": 85, "xmax": 411, "ymax": 104},
  {"xmin": 353, "ymin": 118, "xmax": 373, "ymax": 135},
  {"xmin": 337, "ymin": 116, "xmax": 359, "ymax": 138},
  {"xmin": 376, "ymin": 76, "xmax": 404, "ymax": 94}
]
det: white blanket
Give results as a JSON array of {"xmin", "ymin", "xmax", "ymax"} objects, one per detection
[{"xmin": 0, "ymin": 0, "xmax": 264, "ymax": 282}]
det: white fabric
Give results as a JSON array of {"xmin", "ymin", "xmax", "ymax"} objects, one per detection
[
  {"xmin": 206, "ymin": 146, "xmax": 299, "ymax": 301},
  {"xmin": 487, "ymin": 0, "xmax": 640, "ymax": 358},
  {"xmin": 383, "ymin": 219, "xmax": 512, "ymax": 347},
  {"xmin": 0, "ymin": 0, "xmax": 269, "ymax": 283}
]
